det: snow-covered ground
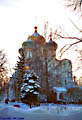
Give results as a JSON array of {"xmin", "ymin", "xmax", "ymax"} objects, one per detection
[{"xmin": 0, "ymin": 102, "xmax": 82, "ymax": 120}]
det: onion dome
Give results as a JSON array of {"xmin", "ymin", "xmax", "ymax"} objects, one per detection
[
  {"xmin": 24, "ymin": 63, "xmax": 30, "ymax": 70},
  {"xmin": 22, "ymin": 38, "xmax": 35, "ymax": 49},
  {"xmin": 46, "ymin": 33, "xmax": 58, "ymax": 50},
  {"xmin": 28, "ymin": 26, "xmax": 46, "ymax": 44},
  {"xmin": 18, "ymin": 48, "xmax": 24, "ymax": 57}
]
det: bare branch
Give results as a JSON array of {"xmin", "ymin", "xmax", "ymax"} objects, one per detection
[
  {"xmin": 65, "ymin": 0, "xmax": 82, "ymax": 12},
  {"xmin": 68, "ymin": 18, "xmax": 82, "ymax": 32},
  {"xmin": 56, "ymin": 33, "xmax": 82, "ymax": 58},
  {"xmin": 73, "ymin": 66, "xmax": 82, "ymax": 72},
  {"xmin": 55, "ymin": 33, "xmax": 82, "ymax": 41}
]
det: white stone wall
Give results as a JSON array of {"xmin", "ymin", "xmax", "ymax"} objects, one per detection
[{"xmin": 48, "ymin": 58, "xmax": 73, "ymax": 87}]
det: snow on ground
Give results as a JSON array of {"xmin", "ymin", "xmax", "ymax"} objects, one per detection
[{"xmin": 0, "ymin": 102, "xmax": 82, "ymax": 120}]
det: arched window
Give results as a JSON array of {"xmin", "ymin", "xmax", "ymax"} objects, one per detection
[{"xmin": 26, "ymin": 50, "xmax": 32, "ymax": 58}]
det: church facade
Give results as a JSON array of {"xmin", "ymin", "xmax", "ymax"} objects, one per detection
[{"xmin": 19, "ymin": 26, "xmax": 73, "ymax": 91}]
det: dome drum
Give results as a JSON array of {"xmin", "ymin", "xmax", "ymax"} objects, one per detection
[{"xmin": 46, "ymin": 40, "xmax": 58, "ymax": 50}]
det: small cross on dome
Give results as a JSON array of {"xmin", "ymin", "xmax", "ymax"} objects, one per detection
[
  {"xmin": 34, "ymin": 26, "xmax": 38, "ymax": 32},
  {"xmin": 50, "ymin": 32, "xmax": 52, "ymax": 40}
]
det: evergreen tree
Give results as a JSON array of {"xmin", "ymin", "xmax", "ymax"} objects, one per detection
[
  {"xmin": 13, "ymin": 56, "xmax": 26, "ymax": 101},
  {"xmin": 20, "ymin": 70, "xmax": 40, "ymax": 108}
]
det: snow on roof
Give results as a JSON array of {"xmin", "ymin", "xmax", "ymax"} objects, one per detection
[
  {"xmin": 65, "ymin": 84, "xmax": 78, "ymax": 88},
  {"xmin": 53, "ymin": 87, "xmax": 67, "ymax": 92},
  {"xmin": 29, "ymin": 79, "xmax": 35, "ymax": 83}
]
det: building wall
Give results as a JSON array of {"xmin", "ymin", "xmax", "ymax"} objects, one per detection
[
  {"xmin": 48, "ymin": 58, "xmax": 73, "ymax": 87},
  {"xmin": 24, "ymin": 43, "xmax": 73, "ymax": 90}
]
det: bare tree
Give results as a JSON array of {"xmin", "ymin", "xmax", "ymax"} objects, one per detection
[
  {"xmin": 53, "ymin": 24, "xmax": 82, "ymax": 77},
  {"xmin": 0, "ymin": 50, "xmax": 8, "ymax": 86},
  {"xmin": 0, "ymin": 49, "xmax": 9, "ymax": 100},
  {"xmin": 65, "ymin": 0, "xmax": 82, "ymax": 11}
]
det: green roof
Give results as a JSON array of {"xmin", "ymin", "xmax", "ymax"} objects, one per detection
[
  {"xmin": 22, "ymin": 39, "xmax": 35, "ymax": 48},
  {"xmin": 18, "ymin": 48, "xmax": 24, "ymax": 56}
]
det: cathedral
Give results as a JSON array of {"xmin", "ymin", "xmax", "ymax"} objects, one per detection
[{"xmin": 19, "ymin": 26, "xmax": 73, "ymax": 91}]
